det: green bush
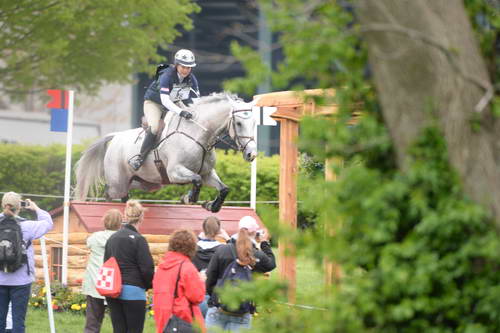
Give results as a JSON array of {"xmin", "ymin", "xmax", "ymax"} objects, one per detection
[
  {"xmin": 0, "ymin": 144, "xmax": 322, "ymax": 226},
  {"xmin": 0, "ymin": 143, "xmax": 85, "ymax": 213}
]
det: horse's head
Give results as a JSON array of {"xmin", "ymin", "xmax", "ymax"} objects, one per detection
[{"xmin": 227, "ymin": 97, "xmax": 258, "ymax": 162}]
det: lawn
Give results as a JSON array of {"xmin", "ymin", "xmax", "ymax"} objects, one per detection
[{"xmin": 25, "ymin": 251, "xmax": 323, "ymax": 332}]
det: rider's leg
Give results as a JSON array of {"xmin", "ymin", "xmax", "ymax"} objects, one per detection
[
  {"xmin": 129, "ymin": 101, "xmax": 162, "ymax": 170},
  {"xmin": 144, "ymin": 100, "xmax": 162, "ymax": 135}
]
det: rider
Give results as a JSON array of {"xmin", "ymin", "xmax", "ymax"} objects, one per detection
[{"xmin": 129, "ymin": 49, "xmax": 200, "ymax": 170}]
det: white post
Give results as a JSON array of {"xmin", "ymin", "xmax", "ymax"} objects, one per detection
[
  {"xmin": 41, "ymin": 237, "xmax": 56, "ymax": 333},
  {"xmin": 61, "ymin": 90, "xmax": 74, "ymax": 285},
  {"xmin": 250, "ymin": 124, "xmax": 258, "ymax": 209}
]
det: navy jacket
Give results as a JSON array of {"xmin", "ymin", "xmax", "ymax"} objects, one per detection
[{"xmin": 144, "ymin": 65, "xmax": 199, "ymax": 106}]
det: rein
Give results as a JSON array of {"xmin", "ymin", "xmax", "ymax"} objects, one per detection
[{"xmin": 152, "ymin": 108, "xmax": 255, "ymax": 174}]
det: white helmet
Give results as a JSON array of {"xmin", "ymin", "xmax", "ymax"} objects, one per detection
[{"xmin": 174, "ymin": 49, "xmax": 196, "ymax": 67}]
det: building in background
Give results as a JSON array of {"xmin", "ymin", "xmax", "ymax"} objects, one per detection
[
  {"xmin": 0, "ymin": 84, "xmax": 133, "ymax": 145},
  {"xmin": 133, "ymin": 0, "xmax": 280, "ymax": 155}
]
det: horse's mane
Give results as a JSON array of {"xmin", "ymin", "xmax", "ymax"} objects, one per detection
[{"xmin": 191, "ymin": 92, "xmax": 242, "ymax": 108}]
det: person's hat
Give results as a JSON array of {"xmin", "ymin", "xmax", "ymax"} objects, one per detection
[
  {"xmin": 238, "ymin": 216, "xmax": 259, "ymax": 233},
  {"xmin": 1, "ymin": 192, "xmax": 21, "ymax": 212}
]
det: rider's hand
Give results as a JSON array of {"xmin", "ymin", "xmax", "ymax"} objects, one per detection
[{"xmin": 179, "ymin": 110, "xmax": 193, "ymax": 120}]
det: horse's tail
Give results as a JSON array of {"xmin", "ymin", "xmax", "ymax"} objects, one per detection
[{"xmin": 74, "ymin": 135, "xmax": 114, "ymax": 201}]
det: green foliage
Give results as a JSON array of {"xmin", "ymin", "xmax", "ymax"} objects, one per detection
[
  {"xmin": 0, "ymin": 0, "xmax": 199, "ymax": 99},
  {"xmin": 222, "ymin": 0, "xmax": 500, "ymax": 331},
  {"xmin": 0, "ymin": 144, "xmax": 282, "ymax": 220},
  {"xmin": 464, "ymin": 0, "xmax": 500, "ymax": 83},
  {"xmin": 0, "ymin": 143, "xmax": 85, "ymax": 212},
  {"xmin": 29, "ymin": 280, "xmax": 86, "ymax": 312},
  {"xmin": 129, "ymin": 151, "xmax": 280, "ymax": 205}
]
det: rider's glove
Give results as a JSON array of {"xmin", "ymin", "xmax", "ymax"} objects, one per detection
[{"xmin": 179, "ymin": 110, "xmax": 193, "ymax": 120}]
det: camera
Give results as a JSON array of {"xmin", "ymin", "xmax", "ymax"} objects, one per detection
[{"xmin": 20, "ymin": 200, "xmax": 28, "ymax": 208}]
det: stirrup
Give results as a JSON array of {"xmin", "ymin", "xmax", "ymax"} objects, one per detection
[{"xmin": 128, "ymin": 155, "xmax": 143, "ymax": 171}]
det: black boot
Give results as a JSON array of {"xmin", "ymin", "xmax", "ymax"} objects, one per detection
[{"xmin": 129, "ymin": 128, "xmax": 156, "ymax": 170}]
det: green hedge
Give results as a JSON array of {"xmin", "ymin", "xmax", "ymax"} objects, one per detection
[
  {"xmin": 0, "ymin": 143, "xmax": 321, "ymax": 228},
  {"xmin": 0, "ymin": 143, "xmax": 85, "ymax": 213}
]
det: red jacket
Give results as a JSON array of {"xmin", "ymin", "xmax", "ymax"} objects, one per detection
[{"xmin": 153, "ymin": 251, "xmax": 206, "ymax": 333}]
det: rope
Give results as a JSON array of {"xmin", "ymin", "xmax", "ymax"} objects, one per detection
[
  {"xmin": 0, "ymin": 192, "xmax": 285, "ymax": 204},
  {"xmin": 272, "ymin": 300, "xmax": 328, "ymax": 311}
]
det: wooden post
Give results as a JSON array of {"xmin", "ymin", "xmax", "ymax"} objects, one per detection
[{"xmin": 278, "ymin": 118, "xmax": 298, "ymax": 301}]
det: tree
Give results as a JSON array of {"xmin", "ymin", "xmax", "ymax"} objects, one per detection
[
  {"xmin": 0, "ymin": 0, "xmax": 198, "ymax": 99},
  {"xmin": 357, "ymin": 0, "xmax": 500, "ymax": 227},
  {"xmin": 221, "ymin": 0, "xmax": 500, "ymax": 331}
]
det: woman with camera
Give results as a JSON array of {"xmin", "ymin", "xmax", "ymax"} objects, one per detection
[
  {"xmin": 204, "ymin": 216, "xmax": 276, "ymax": 332},
  {"xmin": 0, "ymin": 192, "xmax": 53, "ymax": 333}
]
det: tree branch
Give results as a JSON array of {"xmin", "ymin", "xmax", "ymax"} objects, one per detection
[{"xmin": 359, "ymin": 22, "xmax": 495, "ymax": 114}]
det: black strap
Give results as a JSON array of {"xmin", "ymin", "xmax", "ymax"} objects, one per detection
[
  {"xmin": 173, "ymin": 261, "xmax": 184, "ymax": 299},
  {"xmin": 229, "ymin": 244, "xmax": 237, "ymax": 261},
  {"xmin": 25, "ymin": 239, "xmax": 32, "ymax": 275},
  {"xmin": 170, "ymin": 261, "xmax": 194, "ymax": 319}
]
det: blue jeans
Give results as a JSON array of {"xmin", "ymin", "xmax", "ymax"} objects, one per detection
[
  {"xmin": 0, "ymin": 284, "xmax": 31, "ymax": 333},
  {"xmin": 205, "ymin": 307, "xmax": 251, "ymax": 332},
  {"xmin": 200, "ymin": 295, "xmax": 210, "ymax": 318}
]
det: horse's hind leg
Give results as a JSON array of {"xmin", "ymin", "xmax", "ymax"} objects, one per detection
[
  {"xmin": 168, "ymin": 165, "xmax": 202, "ymax": 205},
  {"xmin": 181, "ymin": 178, "xmax": 202, "ymax": 204},
  {"xmin": 201, "ymin": 169, "xmax": 230, "ymax": 213},
  {"xmin": 105, "ymin": 171, "xmax": 131, "ymax": 201}
]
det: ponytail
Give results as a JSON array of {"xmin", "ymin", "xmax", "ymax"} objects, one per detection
[
  {"xmin": 235, "ymin": 229, "xmax": 256, "ymax": 267},
  {"xmin": 124, "ymin": 200, "xmax": 146, "ymax": 225}
]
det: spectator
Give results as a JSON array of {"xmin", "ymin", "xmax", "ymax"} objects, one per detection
[
  {"xmin": 104, "ymin": 200, "xmax": 154, "ymax": 333},
  {"xmin": 192, "ymin": 216, "xmax": 230, "ymax": 272},
  {"xmin": 205, "ymin": 216, "xmax": 276, "ymax": 332},
  {"xmin": 0, "ymin": 192, "xmax": 53, "ymax": 333},
  {"xmin": 153, "ymin": 230, "xmax": 206, "ymax": 333},
  {"xmin": 192, "ymin": 216, "xmax": 229, "ymax": 317},
  {"xmin": 228, "ymin": 216, "xmax": 276, "ymax": 274},
  {"xmin": 82, "ymin": 209, "xmax": 122, "ymax": 333}
]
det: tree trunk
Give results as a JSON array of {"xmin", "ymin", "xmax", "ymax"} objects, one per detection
[{"xmin": 357, "ymin": 0, "xmax": 500, "ymax": 227}]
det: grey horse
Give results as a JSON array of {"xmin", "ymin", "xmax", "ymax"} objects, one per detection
[{"xmin": 74, "ymin": 92, "xmax": 257, "ymax": 213}]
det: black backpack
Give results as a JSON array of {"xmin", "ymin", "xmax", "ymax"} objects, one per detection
[
  {"xmin": 213, "ymin": 245, "xmax": 254, "ymax": 315},
  {"xmin": 154, "ymin": 63, "xmax": 170, "ymax": 81},
  {"xmin": 0, "ymin": 216, "xmax": 30, "ymax": 274}
]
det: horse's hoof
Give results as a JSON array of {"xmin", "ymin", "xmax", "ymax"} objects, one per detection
[
  {"xmin": 211, "ymin": 204, "xmax": 221, "ymax": 213},
  {"xmin": 202, "ymin": 201, "xmax": 211, "ymax": 211},
  {"xmin": 180, "ymin": 194, "xmax": 190, "ymax": 205}
]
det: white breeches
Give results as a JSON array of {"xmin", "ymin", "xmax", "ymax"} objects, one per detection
[{"xmin": 143, "ymin": 100, "xmax": 163, "ymax": 134}]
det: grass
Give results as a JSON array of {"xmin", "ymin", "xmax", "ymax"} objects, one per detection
[
  {"xmin": 26, "ymin": 308, "xmax": 157, "ymax": 333},
  {"xmin": 26, "ymin": 251, "xmax": 323, "ymax": 332}
]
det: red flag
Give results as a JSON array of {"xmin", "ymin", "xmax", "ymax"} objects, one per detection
[{"xmin": 46, "ymin": 90, "xmax": 69, "ymax": 109}]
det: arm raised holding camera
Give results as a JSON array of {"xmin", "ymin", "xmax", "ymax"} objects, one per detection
[{"xmin": 21, "ymin": 199, "xmax": 53, "ymax": 240}]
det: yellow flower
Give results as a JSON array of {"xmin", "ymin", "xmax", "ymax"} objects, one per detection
[
  {"xmin": 149, "ymin": 310, "xmax": 155, "ymax": 316},
  {"xmin": 81, "ymin": 303, "xmax": 87, "ymax": 309},
  {"xmin": 34, "ymin": 302, "xmax": 39, "ymax": 307},
  {"xmin": 52, "ymin": 300, "xmax": 57, "ymax": 305},
  {"xmin": 41, "ymin": 287, "xmax": 46, "ymax": 295},
  {"xmin": 71, "ymin": 304, "xmax": 81, "ymax": 310}
]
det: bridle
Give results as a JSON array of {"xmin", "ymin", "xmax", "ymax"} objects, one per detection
[{"xmin": 226, "ymin": 108, "xmax": 256, "ymax": 152}]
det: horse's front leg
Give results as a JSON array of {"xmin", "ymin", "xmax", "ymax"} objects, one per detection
[
  {"xmin": 201, "ymin": 169, "xmax": 230, "ymax": 213},
  {"xmin": 168, "ymin": 165, "xmax": 202, "ymax": 204}
]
